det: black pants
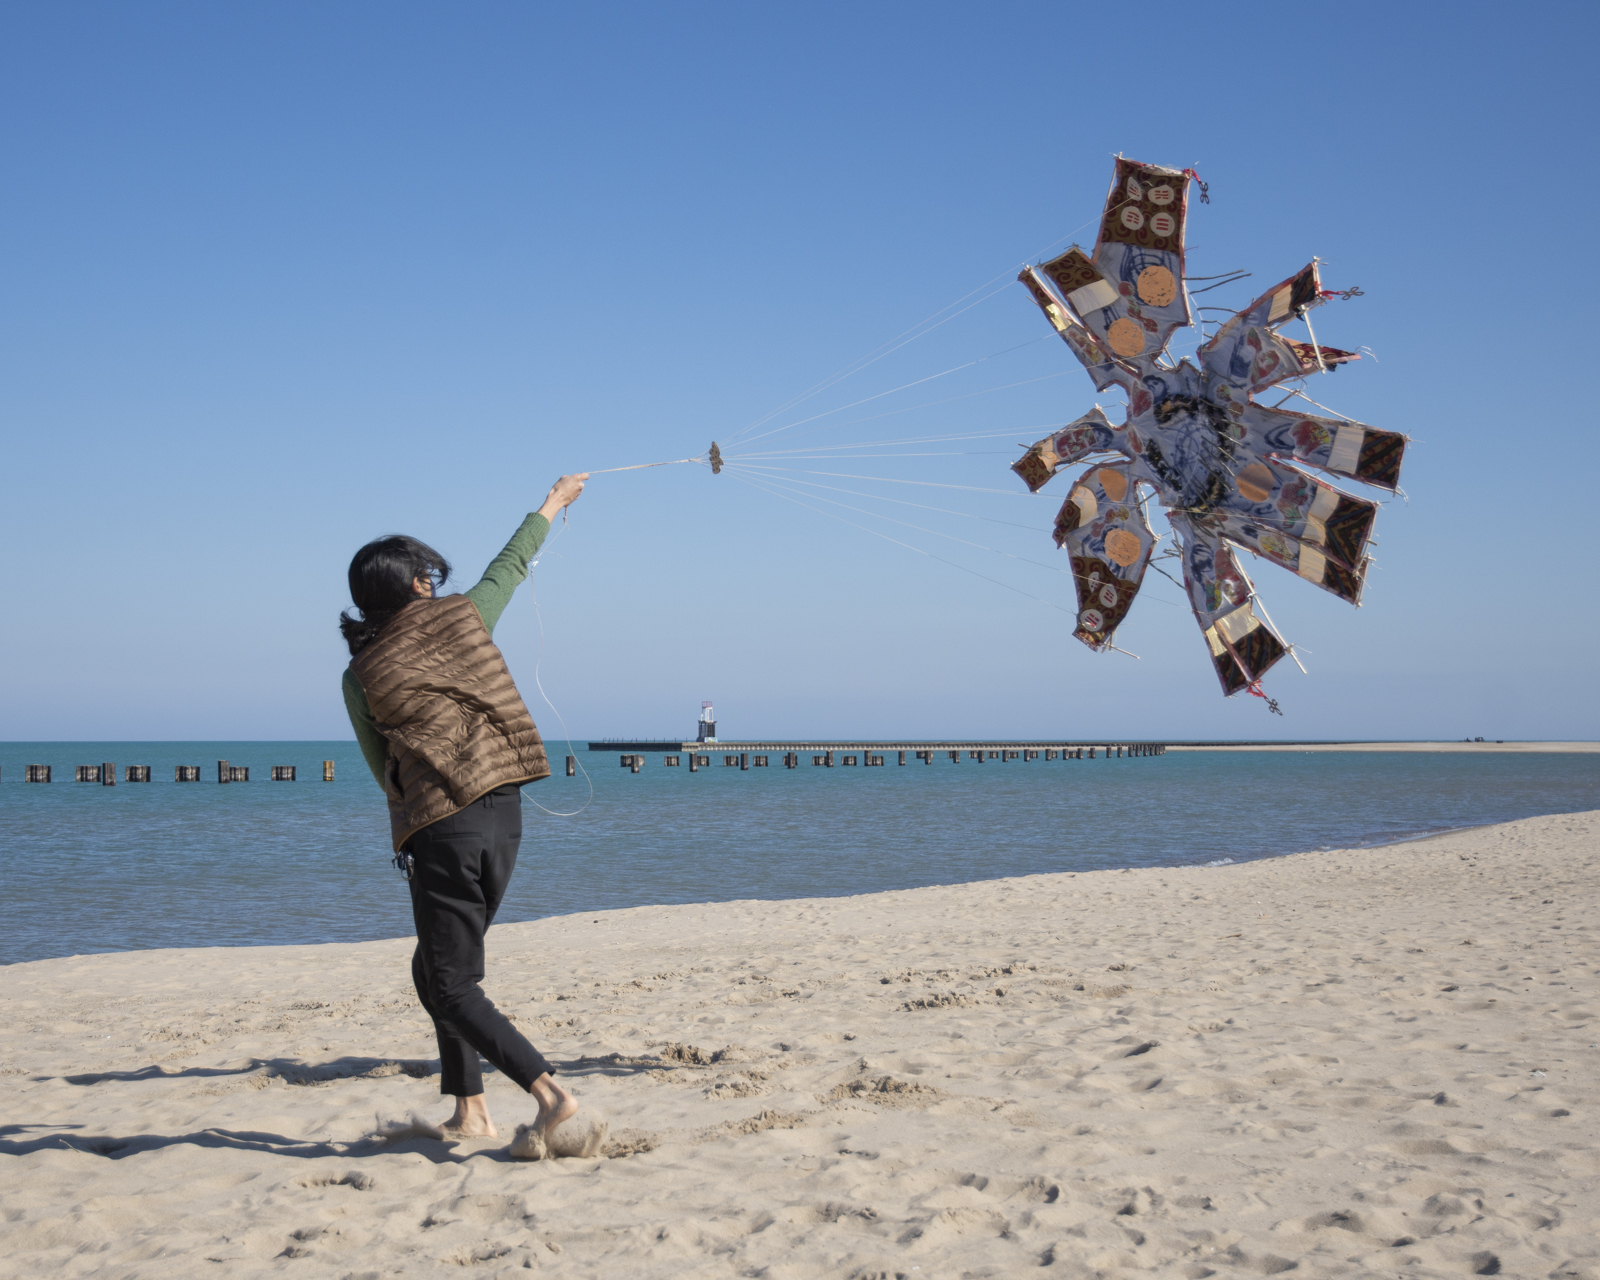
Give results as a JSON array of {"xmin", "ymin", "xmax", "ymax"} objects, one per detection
[{"xmin": 406, "ymin": 785, "xmax": 553, "ymax": 1097}]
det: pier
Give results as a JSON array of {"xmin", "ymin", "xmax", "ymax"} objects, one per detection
[
  {"xmin": 585, "ymin": 702, "xmax": 1167, "ymax": 768},
  {"xmin": 587, "ymin": 739, "xmax": 1167, "ymax": 766}
]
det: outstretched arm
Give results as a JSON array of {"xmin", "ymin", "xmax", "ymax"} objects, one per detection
[{"xmin": 466, "ymin": 474, "xmax": 588, "ymax": 635}]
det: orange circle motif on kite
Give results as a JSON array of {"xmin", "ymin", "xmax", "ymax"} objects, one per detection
[
  {"xmin": 1096, "ymin": 468, "xmax": 1129, "ymax": 501},
  {"xmin": 1235, "ymin": 463, "xmax": 1274, "ymax": 502},
  {"xmin": 1107, "ymin": 317, "xmax": 1146, "ymax": 357},
  {"xmin": 1136, "ymin": 265, "xmax": 1178, "ymax": 307},
  {"xmin": 1104, "ymin": 528, "xmax": 1143, "ymax": 567}
]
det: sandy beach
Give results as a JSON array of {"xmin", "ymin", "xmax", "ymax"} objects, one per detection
[{"xmin": 3, "ymin": 810, "xmax": 1597, "ymax": 1278}]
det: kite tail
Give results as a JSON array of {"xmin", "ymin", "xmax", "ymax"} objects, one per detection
[{"xmin": 1247, "ymin": 682, "xmax": 1284, "ymax": 716}]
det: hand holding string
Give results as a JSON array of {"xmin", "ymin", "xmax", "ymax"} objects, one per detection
[{"xmin": 537, "ymin": 473, "xmax": 589, "ymax": 524}]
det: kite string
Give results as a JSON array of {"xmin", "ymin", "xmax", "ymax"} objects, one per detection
[
  {"xmin": 521, "ymin": 517, "xmax": 594, "ymax": 818},
  {"xmin": 586, "ymin": 457, "xmax": 701, "ymax": 474}
]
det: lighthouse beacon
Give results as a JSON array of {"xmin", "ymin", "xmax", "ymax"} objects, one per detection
[{"xmin": 697, "ymin": 701, "xmax": 717, "ymax": 744}]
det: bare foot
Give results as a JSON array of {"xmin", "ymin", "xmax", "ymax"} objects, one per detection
[
  {"xmin": 439, "ymin": 1093, "xmax": 497, "ymax": 1139},
  {"xmin": 528, "ymin": 1073, "xmax": 577, "ymax": 1136}
]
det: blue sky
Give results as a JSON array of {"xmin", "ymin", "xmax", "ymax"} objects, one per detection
[{"xmin": 2, "ymin": 0, "xmax": 1595, "ymax": 742}]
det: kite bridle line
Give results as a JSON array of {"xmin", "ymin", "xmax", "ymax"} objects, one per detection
[
  {"xmin": 720, "ymin": 462, "xmax": 1184, "ymax": 606},
  {"xmin": 725, "ymin": 320, "xmax": 1046, "ymax": 452},
  {"xmin": 721, "ymin": 463, "xmax": 1191, "ymax": 622},
  {"xmin": 717, "ymin": 173, "xmax": 1179, "ymax": 455},
  {"xmin": 722, "ymin": 467, "xmax": 1093, "ymax": 621}
]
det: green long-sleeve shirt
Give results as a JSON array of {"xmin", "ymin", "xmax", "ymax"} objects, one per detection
[{"xmin": 341, "ymin": 512, "xmax": 551, "ymax": 786}]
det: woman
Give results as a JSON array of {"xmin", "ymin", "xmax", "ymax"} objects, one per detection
[{"xmin": 339, "ymin": 472, "xmax": 588, "ymax": 1149}]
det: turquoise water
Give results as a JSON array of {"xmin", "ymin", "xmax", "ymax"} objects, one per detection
[{"xmin": 1, "ymin": 740, "xmax": 1595, "ymax": 966}]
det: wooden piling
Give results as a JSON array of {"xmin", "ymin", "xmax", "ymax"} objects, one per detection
[
  {"xmin": 567, "ymin": 755, "xmax": 576, "ymax": 776},
  {"xmin": 740, "ymin": 752, "xmax": 749, "ymax": 771},
  {"xmin": 271, "ymin": 766, "xmax": 296, "ymax": 781},
  {"xmin": 176, "ymin": 765, "xmax": 200, "ymax": 782},
  {"xmin": 323, "ymin": 760, "xmax": 335, "ymax": 782},
  {"xmin": 218, "ymin": 760, "xmax": 230, "ymax": 784},
  {"xmin": 126, "ymin": 766, "xmax": 152, "ymax": 782},
  {"xmin": 690, "ymin": 753, "xmax": 699, "ymax": 772},
  {"xmin": 102, "ymin": 761, "xmax": 116, "ymax": 786},
  {"xmin": 898, "ymin": 750, "xmax": 907, "ymax": 766},
  {"xmin": 26, "ymin": 765, "xmax": 51, "ymax": 783}
]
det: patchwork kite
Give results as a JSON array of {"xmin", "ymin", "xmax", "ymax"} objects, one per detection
[{"xmin": 1012, "ymin": 157, "xmax": 1405, "ymax": 699}]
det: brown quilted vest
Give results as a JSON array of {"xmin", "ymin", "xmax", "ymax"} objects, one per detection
[{"xmin": 349, "ymin": 595, "xmax": 550, "ymax": 851}]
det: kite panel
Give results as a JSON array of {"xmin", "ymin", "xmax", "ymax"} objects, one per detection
[
  {"xmin": 1210, "ymin": 458, "xmax": 1379, "ymax": 572},
  {"xmin": 1017, "ymin": 267, "xmax": 1134, "ymax": 393},
  {"xmin": 1241, "ymin": 405, "xmax": 1408, "ymax": 491},
  {"xmin": 1037, "ymin": 243, "xmax": 1192, "ymax": 369},
  {"xmin": 1010, "ymin": 407, "xmax": 1121, "ymax": 494},
  {"xmin": 1199, "ymin": 262, "xmax": 1361, "ymax": 394},
  {"xmin": 1058, "ymin": 463, "xmax": 1155, "ymax": 651},
  {"xmin": 1171, "ymin": 516, "xmax": 1290, "ymax": 695},
  {"xmin": 1219, "ymin": 515, "xmax": 1369, "ymax": 606},
  {"xmin": 1090, "ymin": 158, "xmax": 1194, "ymax": 362}
]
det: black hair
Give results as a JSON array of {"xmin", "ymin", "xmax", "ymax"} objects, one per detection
[{"xmin": 339, "ymin": 535, "xmax": 452, "ymax": 656}]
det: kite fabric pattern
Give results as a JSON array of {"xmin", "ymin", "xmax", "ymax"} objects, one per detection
[{"xmin": 1012, "ymin": 157, "xmax": 1407, "ymax": 697}]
